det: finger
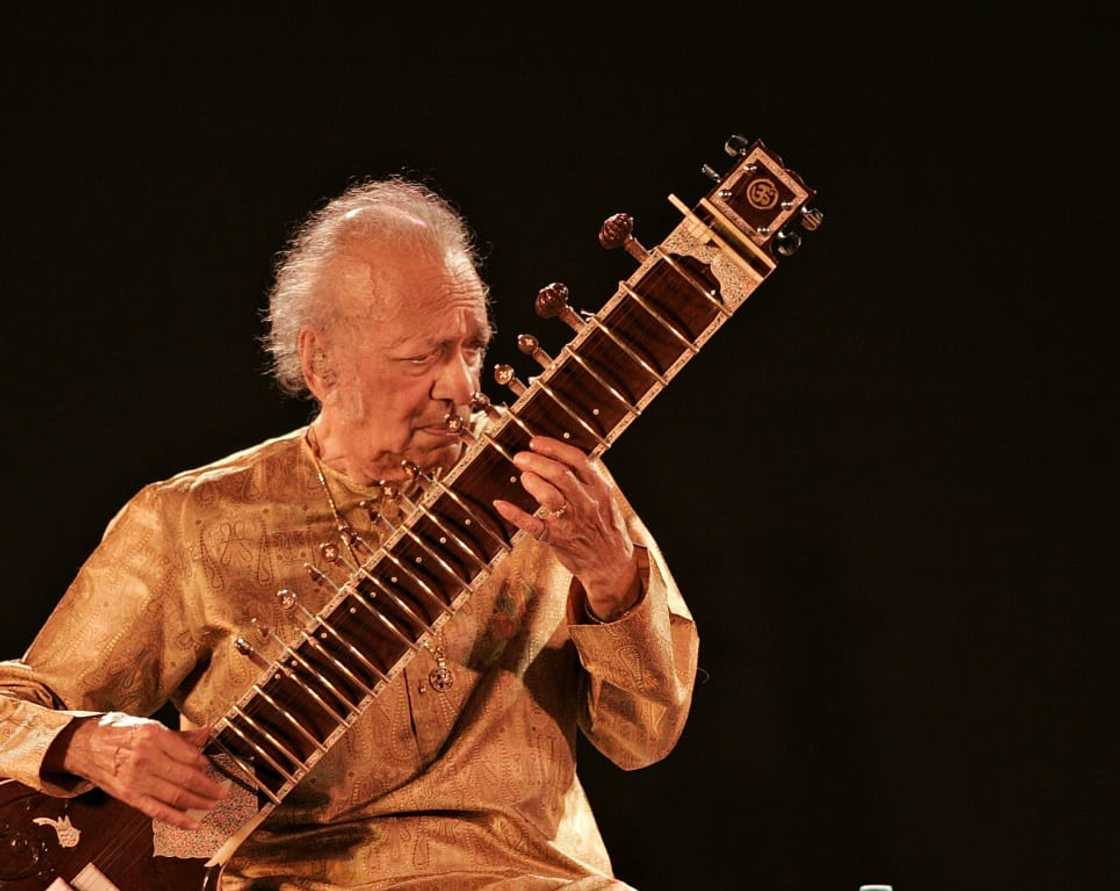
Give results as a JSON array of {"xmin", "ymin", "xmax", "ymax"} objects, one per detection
[
  {"xmin": 144, "ymin": 773, "xmax": 224, "ymax": 813},
  {"xmin": 157, "ymin": 727, "xmax": 216, "ymax": 778},
  {"xmin": 513, "ymin": 452, "xmax": 590, "ymax": 506},
  {"xmin": 527, "ymin": 437, "xmax": 599, "ymax": 486},
  {"xmin": 134, "ymin": 792, "xmax": 203, "ymax": 831},
  {"xmin": 180, "ymin": 727, "xmax": 212, "ymax": 749},
  {"xmin": 154, "ymin": 757, "xmax": 231, "ymax": 802},
  {"xmin": 518, "ymin": 471, "xmax": 567, "ymax": 512},
  {"xmin": 493, "ymin": 499, "xmax": 547, "ymax": 539}
]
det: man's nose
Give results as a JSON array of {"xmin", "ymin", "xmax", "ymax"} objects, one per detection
[{"xmin": 431, "ymin": 348, "xmax": 476, "ymax": 407}]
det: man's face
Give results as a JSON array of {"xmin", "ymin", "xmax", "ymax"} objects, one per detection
[{"xmin": 319, "ymin": 238, "xmax": 491, "ymax": 481}]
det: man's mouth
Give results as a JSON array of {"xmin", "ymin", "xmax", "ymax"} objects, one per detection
[{"xmin": 417, "ymin": 425, "xmax": 458, "ymax": 438}]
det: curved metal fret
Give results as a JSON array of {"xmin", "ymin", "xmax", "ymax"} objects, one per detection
[
  {"xmin": 395, "ymin": 494, "xmax": 482, "ymax": 592},
  {"xmin": 365, "ymin": 536, "xmax": 451, "ymax": 618},
  {"xmin": 320, "ymin": 544, "xmax": 442, "ymax": 632},
  {"xmin": 347, "ymin": 585, "xmax": 430, "ymax": 650},
  {"xmin": 231, "ymin": 707, "xmax": 306, "ymax": 774},
  {"xmin": 340, "ymin": 550, "xmax": 445, "ymax": 628},
  {"xmin": 367, "ymin": 571, "xmax": 445, "ymax": 627},
  {"xmin": 502, "ymin": 407, "xmax": 539, "ymax": 441},
  {"xmin": 419, "ymin": 468, "xmax": 512, "ymax": 554},
  {"xmin": 209, "ymin": 735, "xmax": 280, "ymax": 804},
  {"xmin": 560, "ymin": 345, "xmax": 641, "ymax": 416},
  {"xmin": 533, "ymin": 379, "xmax": 609, "ymax": 447},
  {"xmin": 619, "ymin": 281, "xmax": 698, "ymax": 355},
  {"xmin": 223, "ymin": 714, "xmax": 300, "ymax": 786},
  {"xmin": 290, "ymin": 594, "xmax": 391, "ymax": 684},
  {"xmin": 252, "ymin": 683, "xmax": 329, "ymax": 754},
  {"xmin": 231, "ymin": 706, "xmax": 307, "ymax": 775},
  {"xmin": 588, "ymin": 315, "xmax": 668, "ymax": 386},
  {"xmin": 480, "ymin": 431, "xmax": 518, "ymax": 466},
  {"xmin": 267, "ymin": 630, "xmax": 359, "ymax": 718},
  {"xmin": 401, "ymin": 496, "xmax": 490, "ymax": 569},
  {"xmin": 295, "ymin": 628, "xmax": 374, "ymax": 701},
  {"xmin": 277, "ymin": 663, "xmax": 348, "ymax": 726}
]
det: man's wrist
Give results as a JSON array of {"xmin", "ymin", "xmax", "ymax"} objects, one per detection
[
  {"xmin": 583, "ymin": 554, "xmax": 644, "ymax": 623},
  {"xmin": 42, "ymin": 715, "xmax": 95, "ymax": 783}
]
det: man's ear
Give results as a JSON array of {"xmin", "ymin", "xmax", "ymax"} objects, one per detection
[{"xmin": 298, "ymin": 327, "xmax": 336, "ymax": 401}]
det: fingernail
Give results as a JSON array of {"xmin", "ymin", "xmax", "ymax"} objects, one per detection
[{"xmin": 513, "ymin": 452, "xmax": 529, "ymax": 466}]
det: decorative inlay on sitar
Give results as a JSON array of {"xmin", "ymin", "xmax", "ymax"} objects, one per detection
[{"xmin": 0, "ymin": 135, "xmax": 821, "ymax": 890}]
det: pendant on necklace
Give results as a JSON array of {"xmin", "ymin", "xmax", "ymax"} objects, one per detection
[{"xmin": 428, "ymin": 664, "xmax": 455, "ymax": 692}]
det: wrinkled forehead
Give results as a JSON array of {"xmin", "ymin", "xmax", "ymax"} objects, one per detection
[{"xmin": 325, "ymin": 237, "xmax": 489, "ymax": 335}]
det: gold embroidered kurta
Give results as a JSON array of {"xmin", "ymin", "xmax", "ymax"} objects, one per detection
[{"xmin": 0, "ymin": 428, "xmax": 698, "ymax": 889}]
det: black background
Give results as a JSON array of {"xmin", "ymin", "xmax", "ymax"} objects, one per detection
[{"xmin": 3, "ymin": 10, "xmax": 1113, "ymax": 890}]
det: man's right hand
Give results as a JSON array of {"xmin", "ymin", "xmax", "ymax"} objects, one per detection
[{"xmin": 54, "ymin": 712, "xmax": 230, "ymax": 830}]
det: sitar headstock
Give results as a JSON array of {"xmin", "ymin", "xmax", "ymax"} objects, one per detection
[{"xmin": 701, "ymin": 134, "xmax": 822, "ymax": 257}]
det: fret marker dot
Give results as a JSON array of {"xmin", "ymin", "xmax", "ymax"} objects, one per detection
[
  {"xmin": 391, "ymin": 576, "xmax": 398, "ymax": 583},
  {"xmin": 439, "ymin": 536, "xmax": 447, "ymax": 544},
  {"xmin": 592, "ymin": 408, "xmax": 600, "ymax": 416},
  {"xmin": 415, "ymin": 556, "xmax": 422, "ymax": 564},
  {"xmin": 320, "ymin": 632, "xmax": 328, "ymax": 640},
  {"xmin": 350, "ymin": 606, "xmax": 357, "ymax": 614},
  {"xmin": 465, "ymin": 519, "xmax": 472, "ymax": 526},
  {"xmin": 510, "ymin": 476, "xmax": 517, "ymax": 484},
  {"xmin": 563, "ymin": 432, "xmax": 570, "ymax": 440}
]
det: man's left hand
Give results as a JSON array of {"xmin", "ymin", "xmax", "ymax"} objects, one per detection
[{"xmin": 493, "ymin": 437, "xmax": 639, "ymax": 619}]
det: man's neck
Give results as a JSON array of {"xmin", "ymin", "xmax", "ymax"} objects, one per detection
[
  {"xmin": 308, "ymin": 414, "xmax": 460, "ymax": 489},
  {"xmin": 309, "ymin": 415, "xmax": 398, "ymax": 488}
]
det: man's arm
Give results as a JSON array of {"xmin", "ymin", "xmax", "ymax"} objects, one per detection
[
  {"xmin": 493, "ymin": 437, "xmax": 700, "ymax": 769},
  {"xmin": 0, "ymin": 484, "xmax": 227, "ymax": 827}
]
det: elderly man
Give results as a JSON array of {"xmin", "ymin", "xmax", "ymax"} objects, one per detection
[{"xmin": 0, "ymin": 179, "xmax": 699, "ymax": 889}]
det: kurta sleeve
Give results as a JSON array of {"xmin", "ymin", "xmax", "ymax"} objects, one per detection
[
  {"xmin": 567, "ymin": 462, "xmax": 700, "ymax": 770},
  {"xmin": 0, "ymin": 484, "xmax": 200, "ymax": 795}
]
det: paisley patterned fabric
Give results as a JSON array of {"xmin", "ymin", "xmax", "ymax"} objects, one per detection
[{"xmin": 0, "ymin": 428, "xmax": 698, "ymax": 889}]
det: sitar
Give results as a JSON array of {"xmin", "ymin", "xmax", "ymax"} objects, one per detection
[{"xmin": 0, "ymin": 136, "xmax": 821, "ymax": 890}]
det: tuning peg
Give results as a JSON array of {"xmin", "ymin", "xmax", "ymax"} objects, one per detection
[
  {"xmin": 444, "ymin": 411, "xmax": 476, "ymax": 442},
  {"xmin": 368, "ymin": 483, "xmax": 405, "ymax": 527},
  {"xmin": 234, "ymin": 636, "xmax": 255, "ymax": 657},
  {"xmin": 724, "ymin": 134, "xmax": 752, "ymax": 157},
  {"xmin": 249, "ymin": 616, "xmax": 270, "ymax": 642},
  {"xmin": 701, "ymin": 164, "xmax": 722, "ymax": 183},
  {"xmin": 277, "ymin": 587, "xmax": 299, "ymax": 609},
  {"xmin": 517, "ymin": 334, "xmax": 553, "ymax": 369},
  {"xmin": 469, "ymin": 391, "xmax": 501, "ymax": 421},
  {"xmin": 599, "ymin": 213, "xmax": 650, "ymax": 263},
  {"xmin": 307, "ymin": 561, "xmax": 350, "ymax": 596},
  {"xmin": 799, "ymin": 205, "xmax": 824, "ymax": 231},
  {"xmin": 774, "ymin": 227, "xmax": 802, "ymax": 257},
  {"xmin": 493, "ymin": 364, "xmax": 527, "ymax": 397},
  {"xmin": 535, "ymin": 283, "xmax": 585, "ymax": 333}
]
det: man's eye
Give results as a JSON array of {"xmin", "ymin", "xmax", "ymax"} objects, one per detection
[{"xmin": 405, "ymin": 349, "xmax": 439, "ymax": 364}]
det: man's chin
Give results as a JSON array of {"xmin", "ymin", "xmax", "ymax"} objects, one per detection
[{"xmin": 406, "ymin": 438, "xmax": 464, "ymax": 471}]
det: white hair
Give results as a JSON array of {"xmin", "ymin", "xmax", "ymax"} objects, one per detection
[{"xmin": 263, "ymin": 176, "xmax": 487, "ymax": 397}]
